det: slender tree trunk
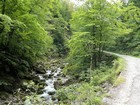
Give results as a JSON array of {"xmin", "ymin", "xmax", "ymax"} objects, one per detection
[
  {"xmin": 92, "ymin": 26, "xmax": 97, "ymax": 68},
  {"xmin": 94, "ymin": 50, "xmax": 97, "ymax": 68},
  {"xmin": 89, "ymin": 55, "xmax": 93, "ymax": 80},
  {"xmin": 99, "ymin": 27, "xmax": 102, "ymax": 63},
  {"xmin": 2, "ymin": 0, "xmax": 6, "ymax": 14},
  {"xmin": 99, "ymin": 44, "xmax": 101, "ymax": 63},
  {"xmin": 101, "ymin": 44, "xmax": 104, "ymax": 59}
]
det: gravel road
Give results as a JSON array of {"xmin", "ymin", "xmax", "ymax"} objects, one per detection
[{"xmin": 103, "ymin": 53, "xmax": 140, "ymax": 105}]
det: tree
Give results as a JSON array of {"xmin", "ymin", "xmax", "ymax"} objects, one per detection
[
  {"xmin": 45, "ymin": 0, "xmax": 74, "ymax": 56},
  {"xmin": 113, "ymin": 3, "xmax": 140, "ymax": 55},
  {"xmin": 129, "ymin": 0, "xmax": 140, "ymax": 7},
  {"xmin": 0, "ymin": 0, "xmax": 53, "ymax": 88},
  {"xmin": 66, "ymin": 0, "xmax": 131, "ymax": 76}
]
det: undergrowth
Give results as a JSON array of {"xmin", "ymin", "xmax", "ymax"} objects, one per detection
[{"xmin": 56, "ymin": 57, "xmax": 125, "ymax": 105}]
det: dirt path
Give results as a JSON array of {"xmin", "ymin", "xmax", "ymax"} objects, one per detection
[{"xmin": 103, "ymin": 52, "xmax": 140, "ymax": 105}]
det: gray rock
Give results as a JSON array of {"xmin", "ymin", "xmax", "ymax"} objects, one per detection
[{"xmin": 48, "ymin": 91, "xmax": 56, "ymax": 95}]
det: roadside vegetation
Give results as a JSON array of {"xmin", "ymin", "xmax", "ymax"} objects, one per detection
[{"xmin": 57, "ymin": 56, "xmax": 125, "ymax": 105}]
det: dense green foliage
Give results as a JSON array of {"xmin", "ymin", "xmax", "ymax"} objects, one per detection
[
  {"xmin": 130, "ymin": 0, "xmax": 140, "ymax": 7},
  {"xmin": 112, "ymin": 3, "xmax": 140, "ymax": 56},
  {"xmin": 1, "ymin": 0, "xmax": 140, "ymax": 104},
  {"xmin": 0, "ymin": 0, "xmax": 72, "ymax": 90},
  {"xmin": 65, "ymin": 0, "xmax": 130, "ymax": 76},
  {"xmin": 45, "ymin": 0, "xmax": 73, "ymax": 56},
  {"xmin": 57, "ymin": 57, "xmax": 125, "ymax": 104}
]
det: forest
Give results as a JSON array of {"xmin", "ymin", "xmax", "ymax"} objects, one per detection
[{"xmin": 0, "ymin": 0, "xmax": 140, "ymax": 105}]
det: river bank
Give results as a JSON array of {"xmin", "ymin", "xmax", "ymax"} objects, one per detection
[{"xmin": 0, "ymin": 58, "xmax": 71, "ymax": 105}]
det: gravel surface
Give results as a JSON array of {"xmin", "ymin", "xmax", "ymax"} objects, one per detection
[{"xmin": 103, "ymin": 52, "xmax": 140, "ymax": 105}]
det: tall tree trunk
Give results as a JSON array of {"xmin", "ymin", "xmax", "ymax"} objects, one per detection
[
  {"xmin": 98, "ymin": 27, "xmax": 102, "ymax": 63},
  {"xmin": 89, "ymin": 54, "xmax": 93, "ymax": 80},
  {"xmin": 92, "ymin": 26, "xmax": 97, "ymax": 68},
  {"xmin": 94, "ymin": 50, "xmax": 97, "ymax": 68},
  {"xmin": 99, "ymin": 43, "xmax": 101, "ymax": 63},
  {"xmin": 2, "ymin": 0, "xmax": 6, "ymax": 14}
]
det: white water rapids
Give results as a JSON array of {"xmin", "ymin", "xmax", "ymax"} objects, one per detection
[{"xmin": 37, "ymin": 67, "xmax": 70, "ymax": 104}]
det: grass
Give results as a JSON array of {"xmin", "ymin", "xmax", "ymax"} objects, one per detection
[
  {"xmin": 114, "ymin": 76, "xmax": 125, "ymax": 87},
  {"xmin": 112, "ymin": 58, "xmax": 126, "ymax": 86},
  {"xmin": 56, "ymin": 57, "xmax": 126, "ymax": 105}
]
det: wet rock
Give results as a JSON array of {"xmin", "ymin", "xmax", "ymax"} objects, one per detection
[
  {"xmin": 48, "ymin": 91, "xmax": 56, "ymax": 95},
  {"xmin": 54, "ymin": 80, "xmax": 62, "ymax": 89},
  {"xmin": 56, "ymin": 73, "xmax": 61, "ymax": 77},
  {"xmin": 48, "ymin": 74, "xmax": 53, "ymax": 78},
  {"xmin": 61, "ymin": 78, "xmax": 69, "ymax": 85},
  {"xmin": 35, "ymin": 68, "xmax": 46, "ymax": 74},
  {"xmin": 52, "ymin": 95, "xmax": 57, "ymax": 101}
]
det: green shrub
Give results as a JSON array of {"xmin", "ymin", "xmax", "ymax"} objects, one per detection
[
  {"xmin": 24, "ymin": 94, "xmax": 47, "ymax": 105},
  {"xmin": 57, "ymin": 83, "xmax": 103, "ymax": 105},
  {"xmin": 57, "ymin": 57, "xmax": 125, "ymax": 105}
]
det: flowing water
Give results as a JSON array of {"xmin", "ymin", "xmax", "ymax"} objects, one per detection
[{"xmin": 37, "ymin": 67, "xmax": 69, "ymax": 104}]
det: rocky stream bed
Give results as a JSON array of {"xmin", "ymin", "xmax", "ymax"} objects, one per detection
[
  {"xmin": 37, "ymin": 66, "xmax": 70, "ymax": 104},
  {"xmin": 0, "ymin": 59, "xmax": 71, "ymax": 105},
  {"xmin": 36, "ymin": 62, "xmax": 70, "ymax": 104}
]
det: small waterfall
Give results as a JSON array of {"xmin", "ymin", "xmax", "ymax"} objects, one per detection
[{"xmin": 37, "ymin": 67, "xmax": 68, "ymax": 104}]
